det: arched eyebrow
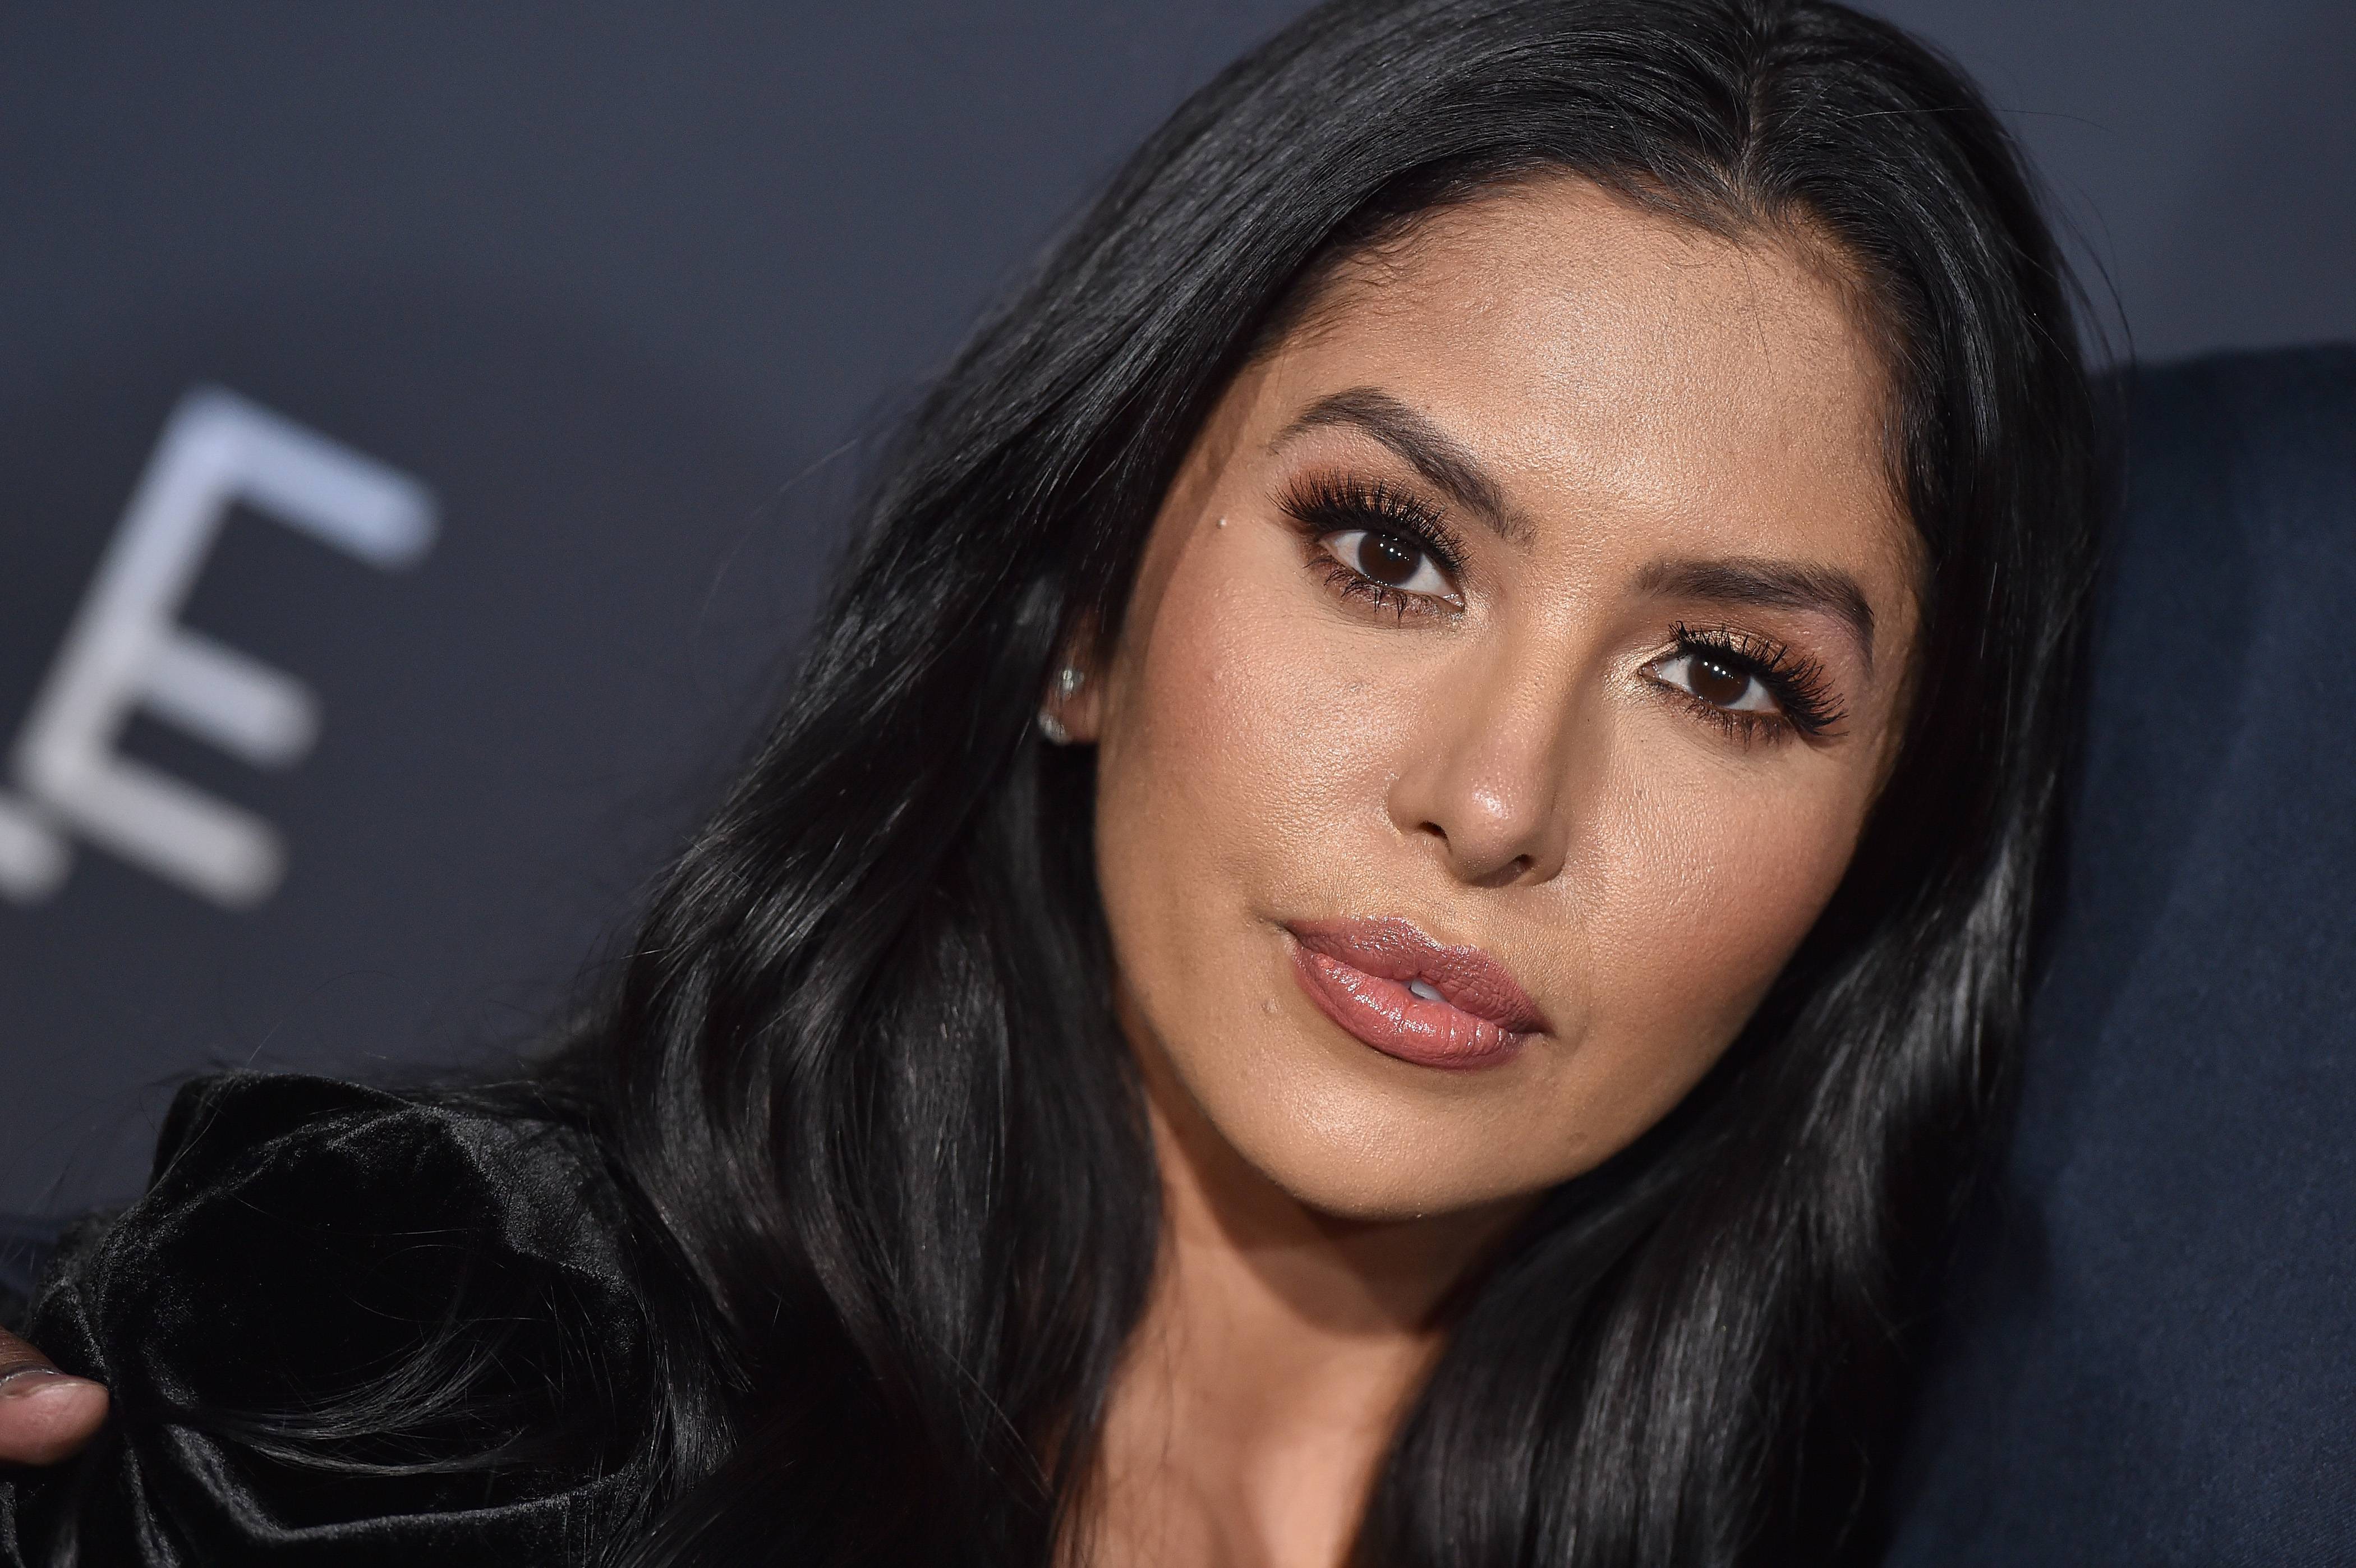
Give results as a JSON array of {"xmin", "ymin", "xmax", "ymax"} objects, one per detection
[
  {"xmin": 1278, "ymin": 388, "xmax": 1878, "ymax": 666},
  {"xmin": 1274, "ymin": 387, "xmax": 1533, "ymax": 548},
  {"xmin": 1633, "ymin": 557, "xmax": 1878, "ymax": 669}
]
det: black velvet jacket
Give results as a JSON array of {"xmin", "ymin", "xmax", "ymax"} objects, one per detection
[{"xmin": 0, "ymin": 1073, "xmax": 675, "ymax": 1565}]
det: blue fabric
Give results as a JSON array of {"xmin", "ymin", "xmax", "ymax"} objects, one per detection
[{"xmin": 1888, "ymin": 346, "xmax": 2356, "ymax": 1562}]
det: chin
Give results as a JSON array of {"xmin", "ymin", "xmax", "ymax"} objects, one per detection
[{"xmin": 1186, "ymin": 1048, "xmax": 1568, "ymax": 1222}]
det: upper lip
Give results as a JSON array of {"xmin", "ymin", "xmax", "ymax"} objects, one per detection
[{"xmin": 1284, "ymin": 916, "xmax": 1550, "ymax": 1036}]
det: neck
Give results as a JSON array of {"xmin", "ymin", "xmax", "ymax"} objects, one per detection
[{"xmin": 1082, "ymin": 1045, "xmax": 1530, "ymax": 1568}]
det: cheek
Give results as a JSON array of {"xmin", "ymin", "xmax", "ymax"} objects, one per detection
[
  {"xmin": 1571, "ymin": 737, "xmax": 1866, "ymax": 1091},
  {"xmin": 1097, "ymin": 532, "xmax": 1408, "ymax": 961}
]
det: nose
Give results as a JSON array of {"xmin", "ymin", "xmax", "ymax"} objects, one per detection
[{"xmin": 1384, "ymin": 650, "xmax": 1584, "ymax": 888}]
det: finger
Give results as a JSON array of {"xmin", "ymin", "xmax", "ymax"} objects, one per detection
[{"xmin": 0, "ymin": 1328, "xmax": 108, "ymax": 1466}]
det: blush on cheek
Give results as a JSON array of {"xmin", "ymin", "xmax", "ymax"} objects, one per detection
[
  {"xmin": 1123, "ymin": 531, "xmax": 1414, "ymax": 888},
  {"xmin": 1598, "ymin": 766, "xmax": 1861, "ymax": 1056},
  {"xmin": 1094, "ymin": 516, "xmax": 1382, "ymax": 1060}
]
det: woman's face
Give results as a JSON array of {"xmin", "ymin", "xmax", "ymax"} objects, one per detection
[{"xmin": 1075, "ymin": 178, "xmax": 1921, "ymax": 1222}]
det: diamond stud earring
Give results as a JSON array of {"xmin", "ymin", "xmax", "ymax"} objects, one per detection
[{"xmin": 1039, "ymin": 665, "xmax": 1085, "ymax": 744}]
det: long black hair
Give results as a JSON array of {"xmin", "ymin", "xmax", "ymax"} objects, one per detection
[{"xmin": 540, "ymin": 1, "xmax": 2101, "ymax": 1561}]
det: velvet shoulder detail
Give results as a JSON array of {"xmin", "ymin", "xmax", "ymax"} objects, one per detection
[{"xmin": 0, "ymin": 1073, "xmax": 679, "ymax": 1566}]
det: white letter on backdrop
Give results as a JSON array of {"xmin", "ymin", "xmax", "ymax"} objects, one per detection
[{"xmin": 0, "ymin": 387, "xmax": 436, "ymax": 908}]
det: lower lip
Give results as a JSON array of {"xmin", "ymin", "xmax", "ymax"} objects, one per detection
[{"xmin": 1286, "ymin": 940, "xmax": 1527, "ymax": 1072}]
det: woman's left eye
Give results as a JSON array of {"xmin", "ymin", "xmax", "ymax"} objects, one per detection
[
  {"xmin": 1322, "ymin": 530, "xmax": 1458, "ymax": 600},
  {"xmin": 1651, "ymin": 651, "xmax": 1779, "ymax": 714}
]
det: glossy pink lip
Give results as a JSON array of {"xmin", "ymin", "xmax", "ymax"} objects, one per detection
[{"xmin": 1285, "ymin": 916, "xmax": 1548, "ymax": 1072}]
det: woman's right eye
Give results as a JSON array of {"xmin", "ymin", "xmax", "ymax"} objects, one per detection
[{"xmin": 1321, "ymin": 529, "xmax": 1460, "ymax": 603}]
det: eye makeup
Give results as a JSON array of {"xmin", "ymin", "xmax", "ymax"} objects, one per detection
[
  {"xmin": 1645, "ymin": 622, "xmax": 1848, "ymax": 744},
  {"xmin": 1278, "ymin": 470, "xmax": 1469, "ymax": 620},
  {"xmin": 1274, "ymin": 467, "xmax": 1854, "ymax": 747}
]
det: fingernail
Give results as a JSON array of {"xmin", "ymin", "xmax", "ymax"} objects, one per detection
[{"xmin": 0, "ymin": 1368, "xmax": 82, "ymax": 1399}]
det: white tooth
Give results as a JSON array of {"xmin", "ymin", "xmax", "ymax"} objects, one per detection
[{"xmin": 1409, "ymin": 978, "xmax": 1444, "ymax": 1003}]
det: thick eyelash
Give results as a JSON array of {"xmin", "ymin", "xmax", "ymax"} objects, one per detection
[
  {"xmin": 1665, "ymin": 622, "xmax": 1847, "ymax": 745},
  {"xmin": 1278, "ymin": 472, "xmax": 1468, "ymax": 620}
]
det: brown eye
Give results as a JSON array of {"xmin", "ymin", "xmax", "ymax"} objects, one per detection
[
  {"xmin": 1318, "ymin": 528, "xmax": 1459, "ymax": 603},
  {"xmin": 1651, "ymin": 650, "xmax": 1778, "ymax": 715},
  {"xmin": 1687, "ymin": 653, "xmax": 1750, "ymax": 707},
  {"xmin": 1355, "ymin": 531, "xmax": 1423, "ymax": 586}
]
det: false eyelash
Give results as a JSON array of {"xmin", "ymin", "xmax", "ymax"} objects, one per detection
[
  {"xmin": 1278, "ymin": 471, "xmax": 1469, "ymax": 618},
  {"xmin": 1670, "ymin": 622, "xmax": 1848, "ymax": 743}
]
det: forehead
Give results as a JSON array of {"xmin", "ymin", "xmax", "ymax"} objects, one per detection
[{"xmin": 1263, "ymin": 177, "xmax": 1915, "ymax": 587}]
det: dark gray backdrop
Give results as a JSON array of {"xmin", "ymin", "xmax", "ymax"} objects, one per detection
[{"xmin": 2, "ymin": 1, "xmax": 2349, "ymax": 1216}]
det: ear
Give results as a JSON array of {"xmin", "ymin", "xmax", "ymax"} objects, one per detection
[{"xmin": 1039, "ymin": 654, "xmax": 1103, "ymax": 746}]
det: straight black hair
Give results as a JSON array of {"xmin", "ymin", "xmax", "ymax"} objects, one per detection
[{"xmin": 526, "ymin": 0, "xmax": 2101, "ymax": 1561}]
